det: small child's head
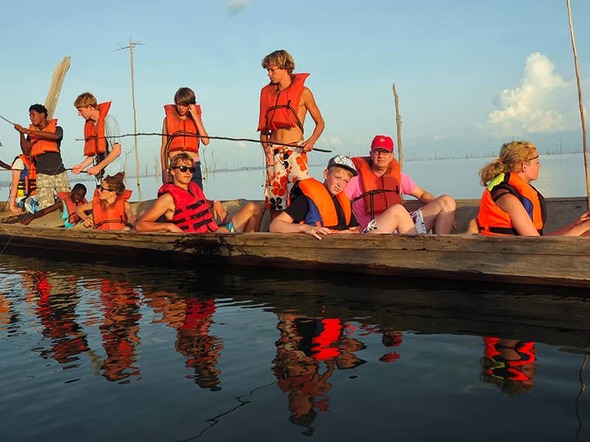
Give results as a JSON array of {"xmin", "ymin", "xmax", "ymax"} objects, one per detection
[
  {"xmin": 28, "ymin": 103, "xmax": 48, "ymax": 118},
  {"xmin": 70, "ymin": 183, "xmax": 87, "ymax": 204},
  {"xmin": 323, "ymin": 155, "xmax": 357, "ymax": 196}
]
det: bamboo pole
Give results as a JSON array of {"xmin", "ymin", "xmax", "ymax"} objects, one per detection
[
  {"xmin": 129, "ymin": 38, "xmax": 141, "ymax": 194},
  {"xmin": 392, "ymin": 83, "xmax": 403, "ymax": 170},
  {"xmin": 565, "ymin": 0, "xmax": 590, "ymax": 209},
  {"xmin": 44, "ymin": 56, "xmax": 71, "ymax": 119}
]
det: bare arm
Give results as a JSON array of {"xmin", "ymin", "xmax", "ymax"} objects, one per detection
[
  {"xmin": 14, "ymin": 125, "xmax": 32, "ymax": 155},
  {"xmin": 9, "ymin": 170, "xmax": 23, "ymax": 215},
  {"xmin": 299, "ymin": 87, "xmax": 325, "ymax": 152},
  {"xmin": 188, "ymin": 104, "xmax": 209, "ymax": 146},
  {"xmin": 72, "ymin": 156, "xmax": 94, "ymax": 174},
  {"xmin": 87, "ymin": 142, "xmax": 121, "ymax": 176},
  {"xmin": 495, "ymin": 193, "xmax": 540, "ymax": 236},
  {"xmin": 75, "ymin": 201, "xmax": 94, "ymax": 228},
  {"xmin": 269, "ymin": 211, "xmax": 331, "ymax": 240},
  {"xmin": 409, "ymin": 185, "xmax": 436, "ymax": 204},
  {"xmin": 136, "ymin": 193, "xmax": 183, "ymax": 232}
]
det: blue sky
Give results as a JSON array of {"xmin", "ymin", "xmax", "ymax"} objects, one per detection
[{"xmin": 1, "ymin": 0, "xmax": 589, "ymax": 173}]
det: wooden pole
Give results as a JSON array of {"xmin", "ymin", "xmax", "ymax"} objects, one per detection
[
  {"xmin": 44, "ymin": 56, "xmax": 71, "ymax": 119},
  {"xmin": 392, "ymin": 83, "xmax": 403, "ymax": 171},
  {"xmin": 119, "ymin": 39, "xmax": 142, "ymax": 197},
  {"xmin": 566, "ymin": 0, "xmax": 590, "ymax": 209}
]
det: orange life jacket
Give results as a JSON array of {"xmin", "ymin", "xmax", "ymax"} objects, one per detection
[
  {"xmin": 298, "ymin": 178, "xmax": 353, "ymax": 229},
  {"xmin": 14, "ymin": 154, "xmax": 37, "ymax": 197},
  {"xmin": 157, "ymin": 182, "xmax": 218, "ymax": 233},
  {"xmin": 57, "ymin": 191, "xmax": 87, "ymax": 226},
  {"xmin": 351, "ymin": 156, "xmax": 402, "ymax": 215},
  {"xmin": 164, "ymin": 104, "xmax": 202, "ymax": 153},
  {"xmin": 477, "ymin": 173, "xmax": 546, "ymax": 236},
  {"xmin": 29, "ymin": 119, "xmax": 60, "ymax": 157},
  {"xmin": 91, "ymin": 188, "xmax": 132, "ymax": 230},
  {"xmin": 83, "ymin": 102, "xmax": 111, "ymax": 156},
  {"xmin": 257, "ymin": 73, "xmax": 309, "ymax": 133}
]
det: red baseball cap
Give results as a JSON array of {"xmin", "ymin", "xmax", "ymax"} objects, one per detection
[{"xmin": 370, "ymin": 135, "xmax": 394, "ymax": 152}]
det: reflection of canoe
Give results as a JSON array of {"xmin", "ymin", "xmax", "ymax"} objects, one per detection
[
  {"xmin": 2, "ymin": 254, "xmax": 589, "ymax": 350},
  {"xmin": 0, "ymin": 197, "xmax": 589, "ymax": 288}
]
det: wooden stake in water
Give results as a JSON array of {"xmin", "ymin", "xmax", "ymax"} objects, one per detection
[
  {"xmin": 566, "ymin": 0, "xmax": 589, "ymax": 209},
  {"xmin": 392, "ymin": 83, "xmax": 403, "ymax": 171},
  {"xmin": 44, "ymin": 56, "xmax": 71, "ymax": 120},
  {"xmin": 119, "ymin": 38, "xmax": 143, "ymax": 199}
]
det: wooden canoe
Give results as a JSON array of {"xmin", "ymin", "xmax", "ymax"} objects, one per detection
[{"xmin": 0, "ymin": 197, "xmax": 589, "ymax": 288}]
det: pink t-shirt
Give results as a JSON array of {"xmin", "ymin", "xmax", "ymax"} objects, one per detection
[{"xmin": 344, "ymin": 172, "xmax": 417, "ymax": 230}]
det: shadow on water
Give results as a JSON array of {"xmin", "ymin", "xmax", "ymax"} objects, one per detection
[{"xmin": 1, "ymin": 248, "xmax": 588, "ymax": 350}]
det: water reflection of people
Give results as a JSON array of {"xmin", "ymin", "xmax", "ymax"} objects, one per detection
[
  {"xmin": 98, "ymin": 280, "xmax": 142, "ymax": 382},
  {"xmin": 144, "ymin": 291, "xmax": 223, "ymax": 390},
  {"xmin": 481, "ymin": 337, "xmax": 537, "ymax": 396},
  {"xmin": 273, "ymin": 313, "xmax": 367, "ymax": 435},
  {"xmin": 23, "ymin": 271, "xmax": 91, "ymax": 367}
]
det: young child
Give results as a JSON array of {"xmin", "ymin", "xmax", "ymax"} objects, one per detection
[
  {"xmin": 21, "ymin": 183, "xmax": 88, "ymax": 228},
  {"xmin": 161, "ymin": 87, "xmax": 210, "ymax": 188}
]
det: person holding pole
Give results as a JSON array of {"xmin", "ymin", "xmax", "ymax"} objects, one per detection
[{"xmin": 72, "ymin": 92, "xmax": 122, "ymax": 180}]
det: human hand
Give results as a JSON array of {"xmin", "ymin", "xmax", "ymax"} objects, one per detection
[
  {"xmin": 82, "ymin": 216, "xmax": 94, "ymax": 228},
  {"xmin": 211, "ymin": 201, "xmax": 227, "ymax": 222},
  {"xmin": 10, "ymin": 205, "xmax": 23, "ymax": 216},
  {"xmin": 265, "ymin": 151, "xmax": 275, "ymax": 166},
  {"xmin": 298, "ymin": 139, "xmax": 314, "ymax": 152},
  {"xmin": 187, "ymin": 104, "xmax": 200, "ymax": 120},
  {"xmin": 71, "ymin": 164, "xmax": 83, "ymax": 174},
  {"xmin": 14, "ymin": 124, "xmax": 26, "ymax": 134},
  {"xmin": 304, "ymin": 224, "xmax": 331, "ymax": 240},
  {"xmin": 86, "ymin": 165, "xmax": 101, "ymax": 176}
]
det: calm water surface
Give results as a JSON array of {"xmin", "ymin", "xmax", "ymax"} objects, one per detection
[
  {"xmin": 0, "ymin": 253, "xmax": 588, "ymax": 442},
  {"xmin": 1, "ymin": 155, "xmax": 589, "ymax": 441}
]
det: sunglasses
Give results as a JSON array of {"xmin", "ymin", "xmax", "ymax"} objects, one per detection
[
  {"xmin": 98, "ymin": 185, "xmax": 114, "ymax": 192},
  {"xmin": 172, "ymin": 166, "xmax": 196, "ymax": 173}
]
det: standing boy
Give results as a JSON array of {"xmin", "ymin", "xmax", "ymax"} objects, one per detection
[
  {"xmin": 72, "ymin": 92, "xmax": 122, "ymax": 179},
  {"xmin": 257, "ymin": 49, "xmax": 325, "ymax": 219},
  {"xmin": 14, "ymin": 104, "xmax": 70, "ymax": 210}
]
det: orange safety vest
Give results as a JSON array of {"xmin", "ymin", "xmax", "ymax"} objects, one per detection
[
  {"xmin": 158, "ymin": 182, "xmax": 218, "ymax": 233},
  {"xmin": 57, "ymin": 191, "xmax": 87, "ymax": 225},
  {"xmin": 351, "ymin": 156, "xmax": 402, "ymax": 215},
  {"xmin": 83, "ymin": 102, "xmax": 111, "ymax": 156},
  {"xmin": 257, "ymin": 73, "xmax": 309, "ymax": 133},
  {"xmin": 91, "ymin": 188, "xmax": 132, "ymax": 230},
  {"xmin": 29, "ymin": 119, "xmax": 60, "ymax": 158},
  {"xmin": 477, "ymin": 172, "xmax": 546, "ymax": 236},
  {"xmin": 14, "ymin": 154, "xmax": 37, "ymax": 197},
  {"xmin": 298, "ymin": 178, "xmax": 353, "ymax": 229},
  {"xmin": 164, "ymin": 104, "xmax": 202, "ymax": 153}
]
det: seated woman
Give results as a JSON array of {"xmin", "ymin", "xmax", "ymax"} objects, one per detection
[
  {"xmin": 476, "ymin": 140, "xmax": 590, "ymax": 236},
  {"xmin": 75, "ymin": 173, "xmax": 136, "ymax": 230},
  {"xmin": 21, "ymin": 183, "xmax": 88, "ymax": 227}
]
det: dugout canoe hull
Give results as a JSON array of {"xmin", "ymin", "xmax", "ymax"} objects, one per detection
[{"xmin": 0, "ymin": 197, "xmax": 588, "ymax": 288}]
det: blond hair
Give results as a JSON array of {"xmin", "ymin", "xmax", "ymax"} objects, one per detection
[
  {"xmin": 261, "ymin": 49, "xmax": 295, "ymax": 74},
  {"xmin": 479, "ymin": 141, "xmax": 538, "ymax": 186},
  {"xmin": 73, "ymin": 92, "xmax": 98, "ymax": 109}
]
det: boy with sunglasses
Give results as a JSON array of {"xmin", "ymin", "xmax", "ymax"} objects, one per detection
[{"xmin": 136, "ymin": 153, "xmax": 262, "ymax": 233}]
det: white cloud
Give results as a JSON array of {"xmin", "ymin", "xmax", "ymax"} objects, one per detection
[{"xmin": 482, "ymin": 52, "xmax": 585, "ymax": 135}]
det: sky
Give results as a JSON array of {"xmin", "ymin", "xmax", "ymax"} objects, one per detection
[{"xmin": 1, "ymin": 0, "xmax": 589, "ymax": 174}]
